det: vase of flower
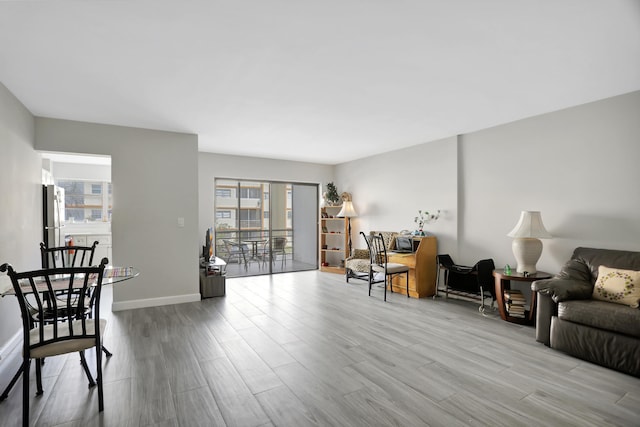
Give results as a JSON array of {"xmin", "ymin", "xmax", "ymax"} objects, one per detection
[{"xmin": 414, "ymin": 209, "xmax": 440, "ymax": 235}]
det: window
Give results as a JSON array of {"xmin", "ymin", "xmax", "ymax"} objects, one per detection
[
  {"xmin": 216, "ymin": 210, "xmax": 231, "ymax": 219},
  {"xmin": 67, "ymin": 208, "xmax": 85, "ymax": 221},
  {"xmin": 216, "ymin": 189, "xmax": 232, "ymax": 197},
  {"xmin": 240, "ymin": 188, "xmax": 261, "ymax": 199},
  {"xmin": 56, "ymin": 179, "xmax": 112, "ymax": 223},
  {"xmin": 240, "ymin": 209, "xmax": 261, "ymax": 228}
]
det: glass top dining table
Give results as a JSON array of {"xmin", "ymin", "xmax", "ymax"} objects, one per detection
[{"xmin": 0, "ymin": 266, "xmax": 139, "ymax": 296}]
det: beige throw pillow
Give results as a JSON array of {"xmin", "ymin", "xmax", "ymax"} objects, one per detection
[{"xmin": 592, "ymin": 266, "xmax": 640, "ymax": 308}]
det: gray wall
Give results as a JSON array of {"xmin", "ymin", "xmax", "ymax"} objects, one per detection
[
  {"xmin": 335, "ymin": 136, "xmax": 459, "ymax": 258},
  {"xmin": 336, "ymin": 91, "xmax": 640, "ymax": 274},
  {"xmin": 459, "ymin": 90, "xmax": 640, "ymax": 273},
  {"xmin": 35, "ymin": 118, "xmax": 200, "ymax": 310},
  {"xmin": 0, "ymin": 83, "xmax": 41, "ymax": 358}
]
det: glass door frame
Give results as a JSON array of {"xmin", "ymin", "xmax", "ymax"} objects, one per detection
[{"xmin": 214, "ymin": 178, "xmax": 318, "ymax": 277}]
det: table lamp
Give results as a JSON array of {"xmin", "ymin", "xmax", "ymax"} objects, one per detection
[
  {"xmin": 507, "ymin": 211, "xmax": 551, "ymax": 274},
  {"xmin": 337, "ymin": 193, "xmax": 358, "ymax": 256}
]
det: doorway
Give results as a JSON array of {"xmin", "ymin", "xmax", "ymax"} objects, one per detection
[
  {"xmin": 41, "ymin": 152, "xmax": 113, "ymax": 264},
  {"xmin": 214, "ymin": 179, "xmax": 318, "ymax": 277}
]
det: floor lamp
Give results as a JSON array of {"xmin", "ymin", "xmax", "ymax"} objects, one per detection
[{"xmin": 337, "ymin": 196, "xmax": 358, "ymax": 256}]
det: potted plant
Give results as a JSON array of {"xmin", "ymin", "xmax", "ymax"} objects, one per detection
[{"xmin": 326, "ymin": 182, "xmax": 340, "ymax": 206}]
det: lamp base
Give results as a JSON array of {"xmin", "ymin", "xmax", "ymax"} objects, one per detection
[{"xmin": 512, "ymin": 237, "xmax": 543, "ymax": 274}]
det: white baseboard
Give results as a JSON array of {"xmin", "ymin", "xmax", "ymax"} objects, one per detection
[
  {"xmin": 111, "ymin": 293, "xmax": 201, "ymax": 312},
  {"xmin": 0, "ymin": 330, "xmax": 21, "ymax": 372},
  {"xmin": 0, "ymin": 330, "xmax": 21, "ymax": 359}
]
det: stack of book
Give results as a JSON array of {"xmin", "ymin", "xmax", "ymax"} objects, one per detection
[{"xmin": 504, "ymin": 289, "xmax": 526, "ymax": 318}]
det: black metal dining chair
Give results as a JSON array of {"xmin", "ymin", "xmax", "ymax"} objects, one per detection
[
  {"xmin": 362, "ymin": 232, "xmax": 410, "ymax": 301},
  {"xmin": 0, "ymin": 259, "xmax": 109, "ymax": 427},
  {"xmin": 40, "ymin": 240, "xmax": 98, "ymax": 269},
  {"xmin": 40, "ymin": 241, "xmax": 113, "ymax": 358}
]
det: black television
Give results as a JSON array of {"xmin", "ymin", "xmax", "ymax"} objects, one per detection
[{"xmin": 203, "ymin": 227, "xmax": 214, "ymax": 259}]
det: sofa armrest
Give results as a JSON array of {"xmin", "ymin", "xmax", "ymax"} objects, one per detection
[
  {"xmin": 535, "ymin": 293, "xmax": 555, "ymax": 345},
  {"xmin": 532, "ymin": 278, "xmax": 591, "ymax": 346},
  {"xmin": 532, "ymin": 278, "xmax": 593, "ymax": 303}
]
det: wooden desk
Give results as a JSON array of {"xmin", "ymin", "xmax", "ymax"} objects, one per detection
[{"xmin": 387, "ymin": 236, "xmax": 437, "ymax": 298}]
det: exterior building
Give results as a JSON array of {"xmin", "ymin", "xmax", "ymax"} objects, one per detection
[{"xmin": 56, "ymin": 179, "xmax": 112, "ymax": 223}]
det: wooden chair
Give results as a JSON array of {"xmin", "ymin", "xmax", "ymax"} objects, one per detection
[
  {"xmin": 362, "ymin": 232, "xmax": 410, "ymax": 301},
  {"xmin": 0, "ymin": 259, "xmax": 109, "ymax": 427}
]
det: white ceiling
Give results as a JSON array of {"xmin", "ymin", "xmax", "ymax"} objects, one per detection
[{"xmin": 1, "ymin": 1, "xmax": 639, "ymax": 165}]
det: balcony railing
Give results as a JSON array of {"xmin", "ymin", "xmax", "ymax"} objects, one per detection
[
  {"xmin": 239, "ymin": 220, "xmax": 262, "ymax": 228},
  {"xmin": 214, "ymin": 228, "xmax": 292, "ymax": 266}
]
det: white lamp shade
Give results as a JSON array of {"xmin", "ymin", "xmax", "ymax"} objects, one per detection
[
  {"xmin": 507, "ymin": 211, "xmax": 551, "ymax": 238},
  {"xmin": 337, "ymin": 201, "xmax": 358, "ymax": 218}
]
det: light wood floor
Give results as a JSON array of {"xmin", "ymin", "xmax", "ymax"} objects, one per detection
[{"xmin": 1, "ymin": 271, "xmax": 639, "ymax": 426}]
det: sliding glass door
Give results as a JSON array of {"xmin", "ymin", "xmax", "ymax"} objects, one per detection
[{"xmin": 214, "ymin": 179, "xmax": 318, "ymax": 277}]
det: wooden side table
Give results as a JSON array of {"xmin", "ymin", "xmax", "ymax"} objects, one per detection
[{"xmin": 493, "ymin": 269, "xmax": 552, "ymax": 325}]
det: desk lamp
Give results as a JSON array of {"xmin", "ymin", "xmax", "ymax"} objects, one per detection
[
  {"xmin": 337, "ymin": 193, "xmax": 358, "ymax": 256},
  {"xmin": 507, "ymin": 211, "xmax": 551, "ymax": 274}
]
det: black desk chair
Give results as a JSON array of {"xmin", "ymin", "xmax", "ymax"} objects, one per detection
[
  {"xmin": 362, "ymin": 232, "xmax": 410, "ymax": 301},
  {"xmin": 1, "ymin": 259, "xmax": 109, "ymax": 427}
]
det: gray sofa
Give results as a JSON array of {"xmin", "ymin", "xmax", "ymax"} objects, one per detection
[{"xmin": 532, "ymin": 247, "xmax": 640, "ymax": 377}]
